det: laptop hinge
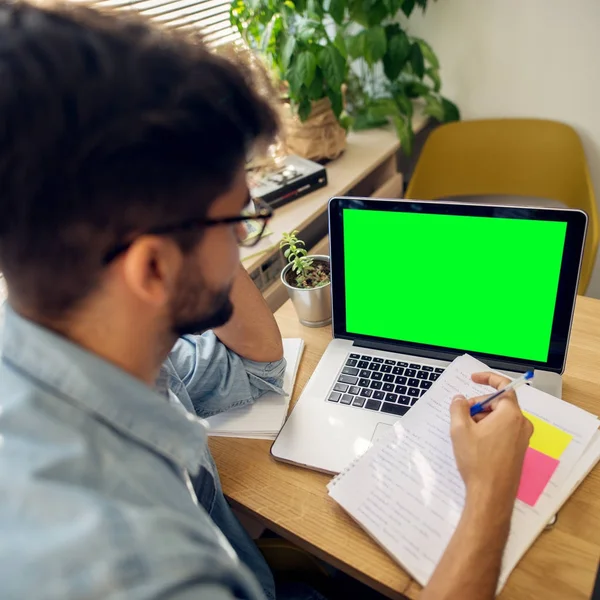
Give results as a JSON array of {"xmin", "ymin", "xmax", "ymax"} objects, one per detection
[
  {"xmin": 352, "ymin": 339, "xmax": 561, "ymax": 375},
  {"xmin": 353, "ymin": 338, "xmax": 459, "ymax": 363}
]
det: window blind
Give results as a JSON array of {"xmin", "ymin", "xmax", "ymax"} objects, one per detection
[{"xmin": 75, "ymin": 0, "xmax": 239, "ymax": 47}]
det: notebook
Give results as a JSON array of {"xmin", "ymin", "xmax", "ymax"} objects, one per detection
[
  {"xmin": 205, "ymin": 338, "xmax": 304, "ymax": 440},
  {"xmin": 328, "ymin": 354, "xmax": 600, "ymax": 593}
]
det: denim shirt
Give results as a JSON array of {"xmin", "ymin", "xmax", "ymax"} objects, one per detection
[{"xmin": 0, "ymin": 306, "xmax": 286, "ymax": 600}]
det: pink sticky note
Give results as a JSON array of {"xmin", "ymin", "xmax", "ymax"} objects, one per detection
[{"xmin": 517, "ymin": 447, "xmax": 560, "ymax": 507}]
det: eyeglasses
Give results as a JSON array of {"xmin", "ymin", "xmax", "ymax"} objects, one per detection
[{"xmin": 102, "ymin": 196, "xmax": 273, "ymax": 264}]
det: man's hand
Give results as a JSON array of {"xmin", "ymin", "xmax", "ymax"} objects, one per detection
[
  {"xmin": 450, "ymin": 372, "xmax": 533, "ymax": 506},
  {"xmin": 421, "ymin": 372, "xmax": 533, "ymax": 600}
]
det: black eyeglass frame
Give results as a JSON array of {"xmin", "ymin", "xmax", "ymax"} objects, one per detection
[{"xmin": 102, "ymin": 197, "xmax": 273, "ymax": 264}]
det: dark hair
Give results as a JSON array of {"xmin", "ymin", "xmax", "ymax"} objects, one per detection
[{"xmin": 0, "ymin": 1, "xmax": 278, "ymax": 316}]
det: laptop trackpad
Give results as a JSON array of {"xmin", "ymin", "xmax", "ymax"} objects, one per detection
[{"xmin": 371, "ymin": 423, "xmax": 393, "ymax": 446}]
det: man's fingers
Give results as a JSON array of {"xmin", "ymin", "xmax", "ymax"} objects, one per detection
[
  {"xmin": 450, "ymin": 395, "xmax": 473, "ymax": 434},
  {"xmin": 472, "ymin": 411, "xmax": 489, "ymax": 423},
  {"xmin": 472, "ymin": 371, "xmax": 512, "ymax": 390},
  {"xmin": 470, "ymin": 372, "xmax": 521, "ymax": 411}
]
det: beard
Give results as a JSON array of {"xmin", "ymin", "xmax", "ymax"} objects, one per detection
[{"xmin": 169, "ymin": 270, "xmax": 234, "ymax": 338}]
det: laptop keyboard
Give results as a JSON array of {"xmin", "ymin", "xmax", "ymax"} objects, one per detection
[{"xmin": 327, "ymin": 353, "xmax": 444, "ymax": 417}]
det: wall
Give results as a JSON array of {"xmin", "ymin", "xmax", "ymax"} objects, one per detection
[{"xmin": 407, "ymin": 0, "xmax": 600, "ymax": 297}]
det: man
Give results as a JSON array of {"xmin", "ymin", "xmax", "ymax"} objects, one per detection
[{"xmin": 0, "ymin": 2, "xmax": 532, "ymax": 599}]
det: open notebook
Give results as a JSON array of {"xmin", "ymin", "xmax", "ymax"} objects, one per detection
[
  {"xmin": 328, "ymin": 354, "xmax": 600, "ymax": 593},
  {"xmin": 205, "ymin": 338, "xmax": 304, "ymax": 440}
]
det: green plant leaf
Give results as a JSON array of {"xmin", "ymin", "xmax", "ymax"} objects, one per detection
[
  {"xmin": 384, "ymin": 22, "xmax": 400, "ymax": 36},
  {"xmin": 442, "ymin": 97, "xmax": 460, "ymax": 122},
  {"xmin": 383, "ymin": 0, "xmax": 404, "ymax": 15},
  {"xmin": 423, "ymin": 94, "xmax": 445, "ymax": 121},
  {"xmin": 281, "ymin": 35, "xmax": 296, "ymax": 71},
  {"xmin": 297, "ymin": 22, "xmax": 319, "ymax": 42},
  {"xmin": 229, "ymin": 0, "xmax": 246, "ymax": 31},
  {"xmin": 318, "ymin": 45, "xmax": 347, "ymax": 88},
  {"xmin": 401, "ymin": 0, "xmax": 415, "ymax": 17},
  {"xmin": 298, "ymin": 95, "xmax": 312, "ymax": 120},
  {"xmin": 307, "ymin": 0, "xmax": 324, "ymax": 19},
  {"xmin": 404, "ymin": 79, "xmax": 430, "ymax": 98},
  {"xmin": 393, "ymin": 93, "xmax": 414, "ymax": 118},
  {"xmin": 297, "ymin": 50, "xmax": 318, "ymax": 87},
  {"xmin": 392, "ymin": 116, "xmax": 414, "ymax": 156},
  {"xmin": 327, "ymin": 88, "xmax": 344, "ymax": 117},
  {"xmin": 365, "ymin": 26, "xmax": 387, "ymax": 66},
  {"xmin": 286, "ymin": 63, "xmax": 302, "ymax": 96},
  {"xmin": 260, "ymin": 13, "xmax": 279, "ymax": 54},
  {"xmin": 246, "ymin": 21, "xmax": 263, "ymax": 46},
  {"xmin": 383, "ymin": 27, "xmax": 410, "ymax": 80},
  {"xmin": 334, "ymin": 31, "xmax": 347, "ymax": 59},
  {"xmin": 416, "ymin": 38, "xmax": 440, "ymax": 69},
  {"xmin": 346, "ymin": 30, "xmax": 366, "ymax": 60},
  {"xmin": 287, "ymin": 65, "xmax": 300, "ymax": 96},
  {"xmin": 281, "ymin": 0, "xmax": 296, "ymax": 19},
  {"xmin": 409, "ymin": 42, "xmax": 425, "ymax": 78},
  {"xmin": 340, "ymin": 113, "xmax": 354, "ymax": 131},
  {"xmin": 308, "ymin": 68, "xmax": 325, "ymax": 100},
  {"xmin": 367, "ymin": 98, "xmax": 400, "ymax": 120},
  {"xmin": 348, "ymin": 0, "xmax": 370, "ymax": 27},
  {"xmin": 426, "ymin": 67, "xmax": 441, "ymax": 92},
  {"xmin": 366, "ymin": 0, "xmax": 389, "ymax": 27},
  {"xmin": 328, "ymin": 0, "xmax": 345, "ymax": 24},
  {"xmin": 353, "ymin": 109, "xmax": 388, "ymax": 130}
]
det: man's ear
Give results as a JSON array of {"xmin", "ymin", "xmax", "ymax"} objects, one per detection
[{"xmin": 121, "ymin": 236, "xmax": 183, "ymax": 308}]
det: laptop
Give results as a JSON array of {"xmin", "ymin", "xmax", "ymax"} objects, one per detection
[{"xmin": 271, "ymin": 197, "xmax": 587, "ymax": 474}]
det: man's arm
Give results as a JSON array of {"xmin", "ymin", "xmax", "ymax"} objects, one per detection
[
  {"xmin": 213, "ymin": 264, "xmax": 283, "ymax": 363},
  {"xmin": 421, "ymin": 373, "xmax": 534, "ymax": 600},
  {"xmin": 166, "ymin": 331, "xmax": 286, "ymax": 418},
  {"xmin": 420, "ymin": 485, "xmax": 513, "ymax": 599}
]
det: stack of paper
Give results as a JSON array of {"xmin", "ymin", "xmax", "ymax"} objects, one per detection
[
  {"xmin": 206, "ymin": 338, "xmax": 304, "ymax": 440},
  {"xmin": 328, "ymin": 354, "xmax": 600, "ymax": 592}
]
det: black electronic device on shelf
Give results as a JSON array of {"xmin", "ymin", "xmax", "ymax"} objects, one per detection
[{"xmin": 248, "ymin": 155, "xmax": 327, "ymax": 210}]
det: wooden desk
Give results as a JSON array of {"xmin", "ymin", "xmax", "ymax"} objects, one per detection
[{"xmin": 209, "ymin": 296, "xmax": 600, "ymax": 600}]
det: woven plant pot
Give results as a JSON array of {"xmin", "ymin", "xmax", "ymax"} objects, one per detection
[{"xmin": 282, "ymin": 97, "xmax": 346, "ymax": 162}]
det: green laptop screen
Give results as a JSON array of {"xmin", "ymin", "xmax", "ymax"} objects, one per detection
[{"xmin": 342, "ymin": 209, "xmax": 567, "ymax": 362}]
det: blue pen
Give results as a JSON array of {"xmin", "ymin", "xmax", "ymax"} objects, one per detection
[{"xmin": 469, "ymin": 371, "xmax": 534, "ymax": 416}]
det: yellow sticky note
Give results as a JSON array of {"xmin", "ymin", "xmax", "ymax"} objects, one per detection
[{"xmin": 522, "ymin": 411, "xmax": 573, "ymax": 460}]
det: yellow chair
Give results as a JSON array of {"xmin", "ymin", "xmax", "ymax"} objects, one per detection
[{"xmin": 406, "ymin": 119, "xmax": 598, "ymax": 294}]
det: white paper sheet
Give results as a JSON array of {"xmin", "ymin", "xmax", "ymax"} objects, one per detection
[
  {"xmin": 205, "ymin": 338, "xmax": 304, "ymax": 439},
  {"xmin": 328, "ymin": 354, "xmax": 599, "ymax": 592}
]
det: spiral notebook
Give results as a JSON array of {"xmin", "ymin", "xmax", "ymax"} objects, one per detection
[{"xmin": 328, "ymin": 354, "xmax": 600, "ymax": 593}]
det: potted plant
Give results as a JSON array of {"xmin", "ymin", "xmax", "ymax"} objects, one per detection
[
  {"xmin": 280, "ymin": 231, "xmax": 331, "ymax": 327},
  {"xmin": 231, "ymin": 0, "xmax": 349, "ymax": 161},
  {"xmin": 230, "ymin": 0, "xmax": 459, "ymax": 156}
]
